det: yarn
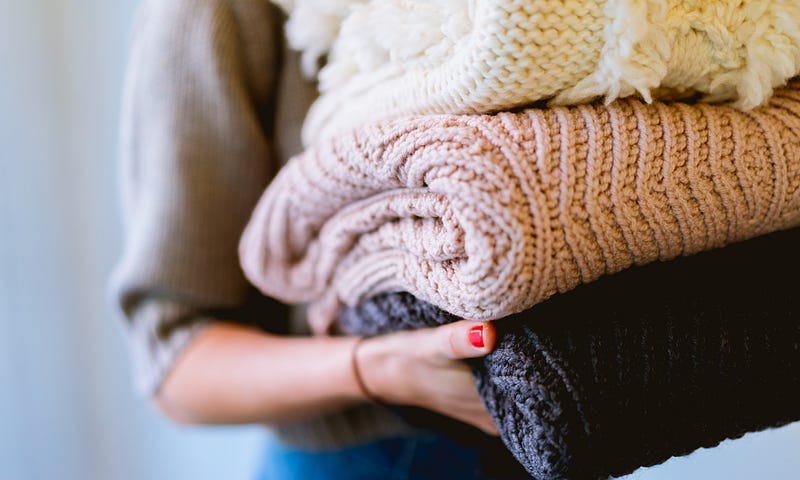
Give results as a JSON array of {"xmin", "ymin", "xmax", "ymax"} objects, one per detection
[{"xmin": 275, "ymin": 0, "xmax": 800, "ymax": 146}]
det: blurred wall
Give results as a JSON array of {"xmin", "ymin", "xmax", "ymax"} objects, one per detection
[
  {"xmin": 0, "ymin": 0, "xmax": 796, "ymax": 479},
  {"xmin": 0, "ymin": 1, "xmax": 263, "ymax": 479}
]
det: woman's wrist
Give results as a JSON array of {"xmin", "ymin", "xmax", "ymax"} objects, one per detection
[
  {"xmin": 350, "ymin": 337, "xmax": 384, "ymax": 403},
  {"xmin": 353, "ymin": 331, "xmax": 419, "ymax": 407}
]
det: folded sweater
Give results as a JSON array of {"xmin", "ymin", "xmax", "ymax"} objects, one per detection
[
  {"xmin": 273, "ymin": 0, "xmax": 800, "ymax": 144},
  {"xmin": 239, "ymin": 79, "xmax": 800, "ymax": 334},
  {"xmin": 339, "ymin": 228, "xmax": 800, "ymax": 480}
]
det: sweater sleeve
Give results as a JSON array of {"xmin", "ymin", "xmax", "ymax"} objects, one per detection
[{"xmin": 110, "ymin": 0, "xmax": 282, "ymax": 395}]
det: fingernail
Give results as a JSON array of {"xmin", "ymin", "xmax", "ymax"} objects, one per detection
[{"xmin": 468, "ymin": 325, "xmax": 484, "ymax": 348}]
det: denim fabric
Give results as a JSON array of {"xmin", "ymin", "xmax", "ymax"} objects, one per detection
[{"xmin": 256, "ymin": 432, "xmax": 493, "ymax": 480}]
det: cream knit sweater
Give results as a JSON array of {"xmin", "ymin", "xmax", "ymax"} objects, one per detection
[
  {"xmin": 274, "ymin": 0, "xmax": 800, "ymax": 146},
  {"xmin": 240, "ymin": 79, "xmax": 800, "ymax": 333}
]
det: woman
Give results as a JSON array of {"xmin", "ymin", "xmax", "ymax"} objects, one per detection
[
  {"xmin": 111, "ymin": 0, "xmax": 505, "ymax": 478},
  {"xmin": 112, "ymin": 0, "xmax": 800, "ymax": 478}
]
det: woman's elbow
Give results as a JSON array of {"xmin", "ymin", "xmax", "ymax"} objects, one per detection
[{"xmin": 151, "ymin": 386, "xmax": 206, "ymax": 425}]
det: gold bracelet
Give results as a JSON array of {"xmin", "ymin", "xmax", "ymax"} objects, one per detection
[{"xmin": 351, "ymin": 337, "xmax": 382, "ymax": 404}]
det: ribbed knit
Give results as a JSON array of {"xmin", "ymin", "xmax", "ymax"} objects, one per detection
[
  {"xmin": 339, "ymin": 228, "xmax": 800, "ymax": 480},
  {"xmin": 240, "ymin": 80, "xmax": 800, "ymax": 333}
]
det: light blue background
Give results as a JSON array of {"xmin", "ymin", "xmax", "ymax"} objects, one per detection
[{"xmin": 0, "ymin": 0, "xmax": 797, "ymax": 479}]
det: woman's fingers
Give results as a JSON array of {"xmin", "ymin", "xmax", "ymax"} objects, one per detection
[
  {"xmin": 430, "ymin": 320, "xmax": 497, "ymax": 360},
  {"xmin": 355, "ymin": 320, "xmax": 501, "ymax": 435}
]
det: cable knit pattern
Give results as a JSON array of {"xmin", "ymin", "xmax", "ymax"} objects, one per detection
[
  {"xmin": 239, "ymin": 80, "xmax": 800, "ymax": 333},
  {"xmin": 273, "ymin": 0, "xmax": 800, "ymax": 145},
  {"xmin": 339, "ymin": 228, "xmax": 800, "ymax": 480}
]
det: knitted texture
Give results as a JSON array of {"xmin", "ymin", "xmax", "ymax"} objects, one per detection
[
  {"xmin": 239, "ymin": 80, "xmax": 800, "ymax": 334},
  {"xmin": 339, "ymin": 228, "xmax": 800, "ymax": 480},
  {"xmin": 273, "ymin": 0, "xmax": 800, "ymax": 145}
]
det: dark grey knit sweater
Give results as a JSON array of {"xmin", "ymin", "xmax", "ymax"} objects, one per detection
[{"xmin": 339, "ymin": 228, "xmax": 800, "ymax": 480}]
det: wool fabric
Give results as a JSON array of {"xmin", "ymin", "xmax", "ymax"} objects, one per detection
[
  {"xmin": 239, "ymin": 80, "xmax": 800, "ymax": 334},
  {"xmin": 339, "ymin": 228, "xmax": 800, "ymax": 480},
  {"xmin": 273, "ymin": 0, "xmax": 800, "ymax": 145}
]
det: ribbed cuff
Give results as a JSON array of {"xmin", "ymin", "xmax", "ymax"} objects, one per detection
[{"xmin": 125, "ymin": 299, "xmax": 213, "ymax": 396}]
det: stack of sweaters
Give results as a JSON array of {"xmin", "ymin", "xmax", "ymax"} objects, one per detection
[{"xmin": 240, "ymin": 1, "xmax": 800, "ymax": 478}]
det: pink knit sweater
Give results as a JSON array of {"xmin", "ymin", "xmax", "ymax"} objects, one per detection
[{"xmin": 240, "ymin": 80, "xmax": 800, "ymax": 332}]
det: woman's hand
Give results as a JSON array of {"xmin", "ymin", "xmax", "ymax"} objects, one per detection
[{"xmin": 355, "ymin": 320, "xmax": 499, "ymax": 436}]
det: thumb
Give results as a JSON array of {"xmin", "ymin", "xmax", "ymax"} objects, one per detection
[{"xmin": 431, "ymin": 320, "xmax": 496, "ymax": 360}]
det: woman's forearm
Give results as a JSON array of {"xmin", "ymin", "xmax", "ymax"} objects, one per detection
[
  {"xmin": 153, "ymin": 322, "xmax": 365, "ymax": 425},
  {"xmin": 151, "ymin": 319, "xmax": 499, "ymax": 435}
]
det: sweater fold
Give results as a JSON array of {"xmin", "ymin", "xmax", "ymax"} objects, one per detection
[{"xmin": 239, "ymin": 80, "xmax": 800, "ymax": 333}]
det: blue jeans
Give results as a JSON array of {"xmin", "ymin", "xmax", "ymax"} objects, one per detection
[{"xmin": 256, "ymin": 432, "xmax": 494, "ymax": 480}]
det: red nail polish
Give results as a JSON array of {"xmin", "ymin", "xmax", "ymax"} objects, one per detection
[{"xmin": 468, "ymin": 325, "xmax": 484, "ymax": 348}]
